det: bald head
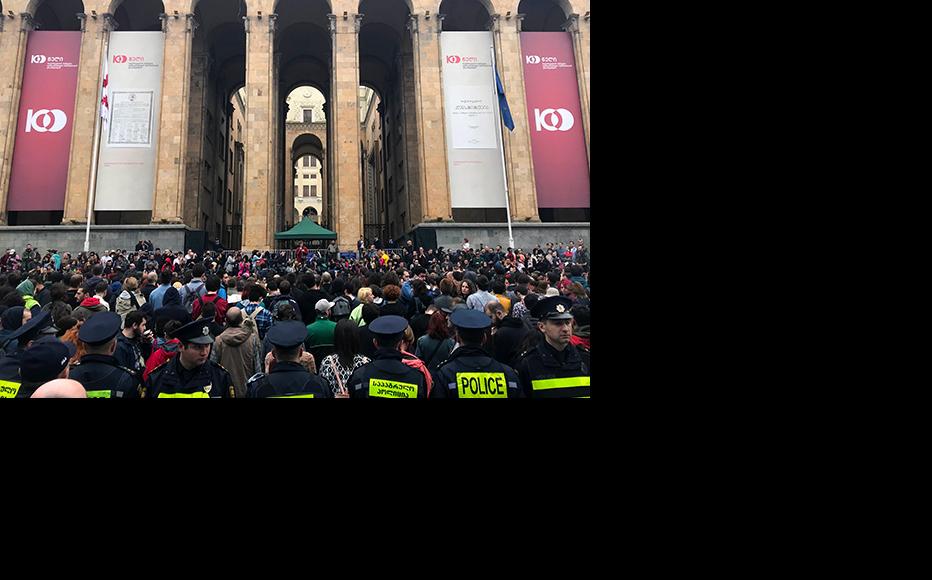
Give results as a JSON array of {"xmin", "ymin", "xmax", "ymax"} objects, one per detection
[
  {"xmin": 226, "ymin": 307, "xmax": 244, "ymax": 327},
  {"xmin": 31, "ymin": 379, "xmax": 87, "ymax": 398}
]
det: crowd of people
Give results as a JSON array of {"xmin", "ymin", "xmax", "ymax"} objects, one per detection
[{"xmin": 0, "ymin": 236, "xmax": 590, "ymax": 398}]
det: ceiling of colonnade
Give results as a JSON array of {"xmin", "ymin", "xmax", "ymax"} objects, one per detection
[
  {"xmin": 358, "ymin": 0, "xmax": 409, "ymax": 99},
  {"xmin": 194, "ymin": 0, "xmax": 247, "ymax": 100},
  {"xmin": 277, "ymin": 0, "xmax": 331, "ymax": 97},
  {"xmin": 438, "ymin": 0, "xmax": 492, "ymax": 31}
]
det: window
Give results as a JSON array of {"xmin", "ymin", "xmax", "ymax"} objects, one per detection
[
  {"xmin": 304, "ymin": 109, "xmax": 313, "ymax": 123},
  {"xmin": 293, "ymin": 185, "xmax": 297, "ymax": 196},
  {"xmin": 218, "ymin": 178, "xmax": 223, "ymax": 204},
  {"xmin": 303, "ymin": 174, "xmax": 310, "ymax": 180},
  {"xmin": 303, "ymin": 157, "xmax": 310, "ymax": 167},
  {"xmin": 303, "ymin": 185, "xmax": 310, "ymax": 197},
  {"xmin": 311, "ymin": 185, "xmax": 317, "ymax": 196},
  {"xmin": 311, "ymin": 158, "xmax": 317, "ymax": 167}
]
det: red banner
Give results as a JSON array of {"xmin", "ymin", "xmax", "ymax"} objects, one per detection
[
  {"xmin": 521, "ymin": 33, "xmax": 589, "ymax": 209},
  {"xmin": 7, "ymin": 32, "xmax": 82, "ymax": 211}
]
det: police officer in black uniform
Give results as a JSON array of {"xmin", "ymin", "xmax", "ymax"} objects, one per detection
[
  {"xmin": 430, "ymin": 309, "xmax": 522, "ymax": 399},
  {"xmin": 13, "ymin": 336, "xmax": 76, "ymax": 398},
  {"xmin": 145, "ymin": 318, "xmax": 235, "ymax": 398},
  {"xmin": 515, "ymin": 296, "xmax": 590, "ymax": 398},
  {"xmin": 246, "ymin": 321, "xmax": 330, "ymax": 398},
  {"xmin": 347, "ymin": 315, "xmax": 428, "ymax": 398},
  {"xmin": 0, "ymin": 311, "xmax": 51, "ymax": 398},
  {"xmin": 69, "ymin": 312, "xmax": 143, "ymax": 399}
]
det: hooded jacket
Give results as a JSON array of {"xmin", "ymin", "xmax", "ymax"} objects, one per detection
[
  {"xmin": 210, "ymin": 317, "xmax": 262, "ymax": 397},
  {"xmin": 116, "ymin": 289, "xmax": 147, "ymax": 322},
  {"xmin": 73, "ymin": 296, "xmax": 109, "ymax": 320}
]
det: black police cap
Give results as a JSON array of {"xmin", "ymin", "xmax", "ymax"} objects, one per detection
[
  {"xmin": 267, "ymin": 320, "xmax": 307, "ymax": 349},
  {"xmin": 78, "ymin": 311, "xmax": 122, "ymax": 345},
  {"xmin": 173, "ymin": 318, "xmax": 216, "ymax": 345},
  {"xmin": 368, "ymin": 315, "xmax": 408, "ymax": 336},
  {"xmin": 20, "ymin": 336, "xmax": 76, "ymax": 383},
  {"xmin": 531, "ymin": 296, "xmax": 575, "ymax": 321},
  {"xmin": 449, "ymin": 308, "xmax": 492, "ymax": 330},
  {"xmin": 7, "ymin": 310, "xmax": 51, "ymax": 343}
]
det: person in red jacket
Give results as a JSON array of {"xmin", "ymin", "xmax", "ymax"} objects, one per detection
[
  {"xmin": 191, "ymin": 275, "xmax": 228, "ymax": 324},
  {"xmin": 144, "ymin": 320, "xmax": 183, "ymax": 381}
]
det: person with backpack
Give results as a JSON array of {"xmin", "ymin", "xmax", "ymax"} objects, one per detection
[
  {"xmin": 191, "ymin": 275, "xmax": 228, "ymax": 324},
  {"xmin": 180, "ymin": 264, "xmax": 208, "ymax": 314},
  {"xmin": 116, "ymin": 276, "xmax": 147, "ymax": 324}
]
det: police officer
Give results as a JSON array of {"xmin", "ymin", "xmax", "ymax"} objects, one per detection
[
  {"xmin": 347, "ymin": 315, "xmax": 428, "ymax": 398},
  {"xmin": 145, "ymin": 318, "xmax": 235, "ymax": 398},
  {"xmin": 69, "ymin": 312, "xmax": 143, "ymax": 399},
  {"xmin": 514, "ymin": 296, "xmax": 590, "ymax": 398},
  {"xmin": 0, "ymin": 311, "xmax": 51, "ymax": 398},
  {"xmin": 13, "ymin": 336, "xmax": 76, "ymax": 398},
  {"xmin": 246, "ymin": 321, "xmax": 330, "ymax": 398},
  {"xmin": 430, "ymin": 309, "xmax": 522, "ymax": 399}
]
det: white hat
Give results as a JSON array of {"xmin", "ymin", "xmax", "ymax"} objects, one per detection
[
  {"xmin": 545, "ymin": 287, "xmax": 560, "ymax": 297},
  {"xmin": 315, "ymin": 298, "xmax": 336, "ymax": 313}
]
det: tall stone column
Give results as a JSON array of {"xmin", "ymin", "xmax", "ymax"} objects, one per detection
[
  {"xmin": 61, "ymin": 13, "xmax": 110, "ymax": 223},
  {"xmin": 272, "ymin": 48, "xmax": 282, "ymax": 237},
  {"xmin": 183, "ymin": 48, "xmax": 209, "ymax": 227},
  {"xmin": 152, "ymin": 12, "xmax": 195, "ymax": 223},
  {"xmin": 408, "ymin": 12, "xmax": 451, "ymax": 223},
  {"xmin": 565, "ymin": 12, "xmax": 589, "ymax": 163},
  {"xmin": 0, "ymin": 12, "xmax": 34, "ymax": 224},
  {"xmin": 328, "ymin": 13, "xmax": 362, "ymax": 251},
  {"xmin": 399, "ymin": 38, "xmax": 421, "ymax": 233},
  {"xmin": 242, "ymin": 12, "xmax": 275, "ymax": 250},
  {"xmin": 494, "ymin": 14, "xmax": 538, "ymax": 221}
]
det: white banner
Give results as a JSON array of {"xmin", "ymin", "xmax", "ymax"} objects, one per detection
[
  {"xmin": 441, "ymin": 32, "xmax": 506, "ymax": 209},
  {"xmin": 95, "ymin": 32, "xmax": 164, "ymax": 211}
]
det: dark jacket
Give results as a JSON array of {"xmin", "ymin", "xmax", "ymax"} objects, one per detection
[
  {"xmin": 491, "ymin": 316, "xmax": 530, "ymax": 368},
  {"xmin": 114, "ymin": 334, "xmax": 147, "ymax": 377},
  {"xmin": 245, "ymin": 360, "xmax": 330, "ymax": 398},
  {"xmin": 347, "ymin": 348, "xmax": 428, "ymax": 398},
  {"xmin": 70, "ymin": 353, "xmax": 143, "ymax": 398},
  {"xmin": 145, "ymin": 355, "xmax": 236, "ymax": 398},
  {"xmin": 430, "ymin": 344, "xmax": 522, "ymax": 399},
  {"xmin": 515, "ymin": 340, "xmax": 590, "ymax": 399}
]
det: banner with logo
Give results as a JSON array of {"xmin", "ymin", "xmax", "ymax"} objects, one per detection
[
  {"xmin": 521, "ymin": 33, "xmax": 589, "ymax": 209},
  {"xmin": 441, "ymin": 32, "xmax": 506, "ymax": 209},
  {"xmin": 95, "ymin": 32, "xmax": 164, "ymax": 211},
  {"xmin": 7, "ymin": 32, "xmax": 82, "ymax": 211}
]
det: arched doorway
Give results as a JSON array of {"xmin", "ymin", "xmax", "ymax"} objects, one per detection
[
  {"xmin": 185, "ymin": 0, "xmax": 246, "ymax": 247},
  {"xmin": 276, "ymin": 0, "xmax": 332, "ymax": 244},
  {"xmin": 290, "ymin": 131, "xmax": 326, "ymax": 228},
  {"xmin": 358, "ymin": 0, "xmax": 412, "ymax": 244}
]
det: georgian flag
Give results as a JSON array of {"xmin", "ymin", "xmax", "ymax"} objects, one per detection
[{"xmin": 100, "ymin": 56, "xmax": 110, "ymax": 129}]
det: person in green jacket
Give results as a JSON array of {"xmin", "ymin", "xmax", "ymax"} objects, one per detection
[
  {"xmin": 306, "ymin": 299, "xmax": 337, "ymax": 348},
  {"xmin": 16, "ymin": 279, "xmax": 40, "ymax": 311}
]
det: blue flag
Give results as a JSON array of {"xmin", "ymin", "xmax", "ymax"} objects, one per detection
[{"xmin": 495, "ymin": 68, "xmax": 515, "ymax": 132}]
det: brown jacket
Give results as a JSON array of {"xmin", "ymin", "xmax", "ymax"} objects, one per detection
[{"xmin": 210, "ymin": 318, "xmax": 262, "ymax": 398}]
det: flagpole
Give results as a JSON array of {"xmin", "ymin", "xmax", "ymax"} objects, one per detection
[
  {"xmin": 85, "ymin": 23, "xmax": 111, "ymax": 253},
  {"xmin": 491, "ymin": 45, "xmax": 515, "ymax": 251}
]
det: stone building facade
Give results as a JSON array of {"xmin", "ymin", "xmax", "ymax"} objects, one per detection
[{"xmin": 0, "ymin": 0, "xmax": 590, "ymax": 252}]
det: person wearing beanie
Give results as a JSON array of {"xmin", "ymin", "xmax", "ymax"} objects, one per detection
[{"xmin": 0, "ymin": 306, "xmax": 30, "ymax": 355}]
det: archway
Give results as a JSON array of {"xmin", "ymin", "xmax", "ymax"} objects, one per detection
[
  {"xmin": 358, "ymin": 0, "xmax": 412, "ymax": 244},
  {"xmin": 111, "ymin": 0, "xmax": 164, "ymax": 31},
  {"xmin": 184, "ymin": 0, "xmax": 246, "ymax": 247},
  {"xmin": 32, "ymin": 0, "xmax": 83, "ymax": 31},
  {"xmin": 517, "ymin": 0, "xmax": 571, "ymax": 31},
  {"xmin": 290, "ymin": 130, "xmax": 325, "ymax": 227},
  {"xmin": 5, "ymin": 0, "xmax": 85, "ymax": 227},
  {"xmin": 276, "ymin": 0, "xmax": 332, "ymax": 240},
  {"xmin": 437, "ymin": 0, "xmax": 493, "ymax": 31}
]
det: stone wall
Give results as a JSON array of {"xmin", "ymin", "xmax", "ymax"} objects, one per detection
[
  {"xmin": 0, "ymin": 224, "xmax": 194, "ymax": 255},
  {"xmin": 414, "ymin": 222, "xmax": 589, "ymax": 252}
]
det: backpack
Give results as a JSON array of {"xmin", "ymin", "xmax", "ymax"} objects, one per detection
[{"xmin": 182, "ymin": 285, "xmax": 200, "ymax": 314}]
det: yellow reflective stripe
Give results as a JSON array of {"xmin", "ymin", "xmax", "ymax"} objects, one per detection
[
  {"xmin": 86, "ymin": 390, "xmax": 112, "ymax": 399},
  {"xmin": 157, "ymin": 392, "xmax": 210, "ymax": 398},
  {"xmin": 0, "ymin": 380, "xmax": 21, "ymax": 398},
  {"xmin": 269, "ymin": 394, "xmax": 315, "ymax": 398},
  {"xmin": 576, "ymin": 396, "xmax": 590, "ymax": 398},
  {"xmin": 531, "ymin": 376, "xmax": 590, "ymax": 391}
]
